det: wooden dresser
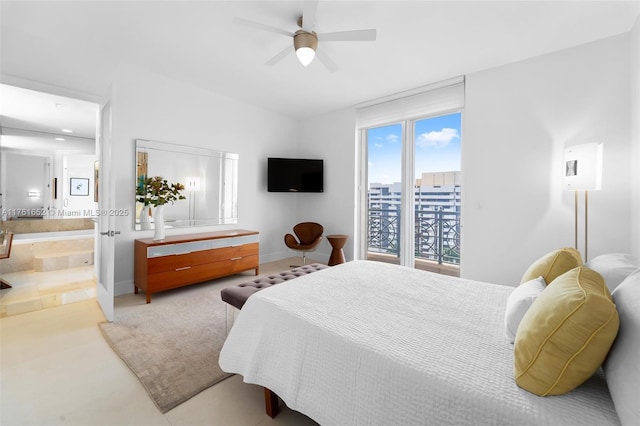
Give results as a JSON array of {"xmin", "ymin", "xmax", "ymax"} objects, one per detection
[{"xmin": 134, "ymin": 229, "xmax": 259, "ymax": 303}]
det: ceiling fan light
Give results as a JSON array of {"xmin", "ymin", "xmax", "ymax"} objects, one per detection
[
  {"xmin": 296, "ymin": 47, "xmax": 316, "ymax": 66},
  {"xmin": 294, "ymin": 30, "xmax": 318, "ymax": 67}
]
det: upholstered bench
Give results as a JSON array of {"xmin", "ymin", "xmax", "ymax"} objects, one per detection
[{"xmin": 221, "ymin": 263, "xmax": 329, "ymax": 310}]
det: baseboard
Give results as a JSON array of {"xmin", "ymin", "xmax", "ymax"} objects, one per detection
[
  {"xmin": 115, "ymin": 280, "xmax": 134, "ymax": 296},
  {"xmin": 262, "ymin": 250, "xmax": 330, "ymax": 264}
]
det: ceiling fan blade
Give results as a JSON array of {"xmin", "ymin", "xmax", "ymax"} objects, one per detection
[
  {"xmin": 319, "ymin": 29, "xmax": 377, "ymax": 42},
  {"xmin": 315, "ymin": 49, "xmax": 339, "ymax": 73},
  {"xmin": 234, "ymin": 17, "xmax": 294, "ymax": 38},
  {"xmin": 301, "ymin": 0, "xmax": 319, "ymax": 31},
  {"xmin": 265, "ymin": 44, "xmax": 293, "ymax": 66}
]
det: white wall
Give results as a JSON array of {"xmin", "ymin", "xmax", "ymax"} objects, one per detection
[
  {"xmin": 462, "ymin": 34, "xmax": 632, "ymax": 285},
  {"xmin": 109, "ymin": 65, "xmax": 300, "ymax": 294},
  {"xmin": 630, "ymin": 16, "xmax": 640, "ymax": 257},
  {"xmin": 298, "ymin": 107, "xmax": 358, "ymax": 263}
]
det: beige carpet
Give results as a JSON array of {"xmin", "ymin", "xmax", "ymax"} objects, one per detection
[{"xmin": 98, "ymin": 282, "xmax": 233, "ymax": 413}]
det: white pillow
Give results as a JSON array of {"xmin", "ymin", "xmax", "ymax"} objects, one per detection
[
  {"xmin": 604, "ymin": 267, "xmax": 640, "ymax": 426},
  {"xmin": 586, "ymin": 253, "xmax": 639, "ymax": 291},
  {"xmin": 504, "ymin": 276, "xmax": 546, "ymax": 343}
]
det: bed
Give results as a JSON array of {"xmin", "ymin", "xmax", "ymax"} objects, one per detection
[{"xmin": 219, "ymin": 259, "xmax": 638, "ymax": 425}]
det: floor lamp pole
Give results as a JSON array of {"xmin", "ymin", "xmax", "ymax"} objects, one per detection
[
  {"xmin": 585, "ymin": 189, "xmax": 589, "ymax": 262},
  {"xmin": 574, "ymin": 190, "xmax": 590, "ymax": 262},
  {"xmin": 574, "ymin": 191, "xmax": 578, "ymax": 251}
]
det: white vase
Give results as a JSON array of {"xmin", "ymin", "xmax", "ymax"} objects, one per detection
[
  {"xmin": 153, "ymin": 205, "xmax": 165, "ymax": 240},
  {"xmin": 140, "ymin": 205, "xmax": 151, "ymax": 230}
]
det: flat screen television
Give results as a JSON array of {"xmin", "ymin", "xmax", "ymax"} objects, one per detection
[{"xmin": 267, "ymin": 158, "xmax": 324, "ymax": 193}]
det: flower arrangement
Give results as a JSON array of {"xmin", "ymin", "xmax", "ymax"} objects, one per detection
[{"xmin": 136, "ymin": 176, "xmax": 186, "ymax": 207}]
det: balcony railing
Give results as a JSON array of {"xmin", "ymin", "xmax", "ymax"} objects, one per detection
[{"xmin": 368, "ymin": 208, "xmax": 460, "ymax": 265}]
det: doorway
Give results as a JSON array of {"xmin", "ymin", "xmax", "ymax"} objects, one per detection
[{"xmin": 0, "ymin": 84, "xmax": 100, "ymax": 317}]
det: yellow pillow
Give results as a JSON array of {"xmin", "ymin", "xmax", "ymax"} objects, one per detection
[
  {"xmin": 514, "ymin": 267, "xmax": 619, "ymax": 396},
  {"xmin": 520, "ymin": 248, "xmax": 583, "ymax": 284}
]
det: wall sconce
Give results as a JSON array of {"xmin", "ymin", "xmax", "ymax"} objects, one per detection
[
  {"xmin": 28, "ymin": 190, "xmax": 41, "ymax": 198},
  {"xmin": 186, "ymin": 177, "xmax": 201, "ymax": 192},
  {"xmin": 563, "ymin": 142, "xmax": 603, "ymax": 261}
]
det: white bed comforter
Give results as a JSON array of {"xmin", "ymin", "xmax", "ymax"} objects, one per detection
[{"xmin": 219, "ymin": 260, "xmax": 619, "ymax": 425}]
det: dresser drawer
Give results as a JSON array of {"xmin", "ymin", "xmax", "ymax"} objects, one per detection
[
  {"xmin": 147, "ymin": 243, "xmax": 259, "ymax": 274},
  {"xmin": 147, "ymin": 254, "xmax": 259, "ymax": 291},
  {"xmin": 221, "ymin": 253, "xmax": 259, "ymax": 274},
  {"xmin": 147, "ymin": 263, "xmax": 223, "ymax": 291},
  {"xmin": 208, "ymin": 243, "xmax": 259, "ymax": 263}
]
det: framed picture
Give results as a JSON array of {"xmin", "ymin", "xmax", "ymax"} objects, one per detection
[{"xmin": 70, "ymin": 177, "xmax": 90, "ymax": 196}]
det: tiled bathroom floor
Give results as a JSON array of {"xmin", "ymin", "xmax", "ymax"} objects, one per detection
[{"xmin": 0, "ymin": 266, "xmax": 96, "ymax": 317}]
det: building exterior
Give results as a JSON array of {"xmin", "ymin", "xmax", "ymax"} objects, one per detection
[{"xmin": 368, "ymin": 171, "xmax": 461, "ymax": 265}]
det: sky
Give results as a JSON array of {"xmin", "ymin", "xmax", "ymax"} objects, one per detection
[{"xmin": 367, "ymin": 112, "xmax": 461, "ymax": 184}]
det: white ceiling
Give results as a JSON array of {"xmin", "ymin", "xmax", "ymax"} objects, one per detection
[{"xmin": 0, "ymin": 0, "xmax": 638, "ymax": 145}]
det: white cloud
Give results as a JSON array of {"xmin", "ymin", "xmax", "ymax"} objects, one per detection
[
  {"xmin": 374, "ymin": 143, "xmax": 383, "ymax": 148},
  {"xmin": 386, "ymin": 134, "xmax": 399, "ymax": 143},
  {"xmin": 416, "ymin": 128, "xmax": 459, "ymax": 148}
]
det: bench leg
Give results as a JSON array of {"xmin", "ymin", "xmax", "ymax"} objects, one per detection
[{"xmin": 264, "ymin": 387, "xmax": 280, "ymax": 418}]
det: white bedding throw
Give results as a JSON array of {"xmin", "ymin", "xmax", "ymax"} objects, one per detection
[{"xmin": 219, "ymin": 261, "xmax": 619, "ymax": 425}]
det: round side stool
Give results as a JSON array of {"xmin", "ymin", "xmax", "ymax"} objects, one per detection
[{"xmin": 326, "ymin": 234, "xmax": 348, "ymax": 266}]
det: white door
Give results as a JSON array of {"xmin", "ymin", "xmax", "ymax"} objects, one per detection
[{"xmin": 96, "ymin": 101, "xmax": 116, "ymax": 321}]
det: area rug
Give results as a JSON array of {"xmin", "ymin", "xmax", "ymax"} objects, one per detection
[{"xmin": 98, "ymin": 283, "xmax": 232, "ymax": 413}]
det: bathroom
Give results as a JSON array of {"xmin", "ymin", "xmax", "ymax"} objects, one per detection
[{"xmin": 0, "ymin": 84, "xmax": 99, "ymax": 317}]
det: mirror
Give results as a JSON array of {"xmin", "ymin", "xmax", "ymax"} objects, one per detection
[{"xmin": 135, "ymin": 139, "xmax": 238, "ymax": 230}]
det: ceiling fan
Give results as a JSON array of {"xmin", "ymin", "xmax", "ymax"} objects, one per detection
[{"xmin": 234, "ymin": 0, "xmax": 376, "ymax": 73}]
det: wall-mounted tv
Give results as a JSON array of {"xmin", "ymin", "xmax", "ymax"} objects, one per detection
[{"xmin": 267, "ymin": 158, "xmax": 324, "ymax": 193}]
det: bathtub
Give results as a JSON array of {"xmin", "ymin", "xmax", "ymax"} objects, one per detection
[{"xmin": 12, "ymin": 228, "xmax": 96, "ymax": 244}]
